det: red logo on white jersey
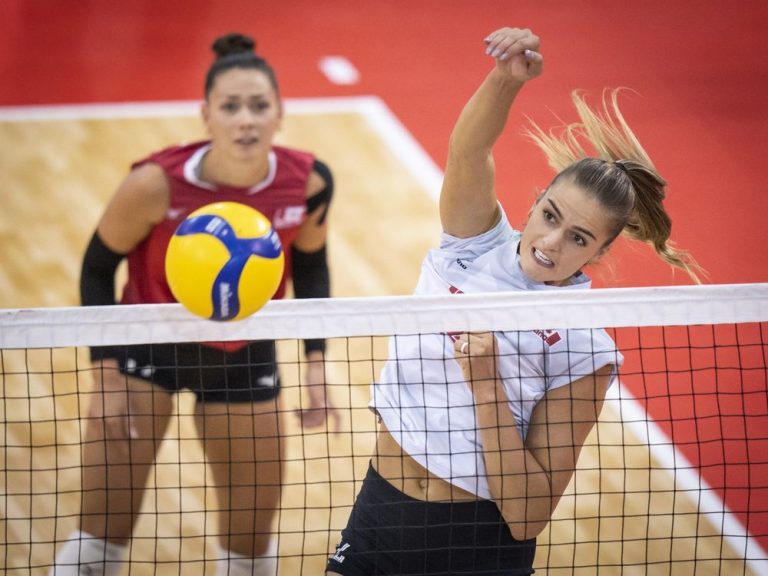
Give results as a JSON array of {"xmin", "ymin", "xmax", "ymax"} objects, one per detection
[
  {"xmin": 534, "ymin": 329, "xmax": 561, "ymax": 346},
  {"xmin": 447, "ymin": 284, "xmax": 464, "ymax": 341},
  {"xmin": 451, "ymin": 284, "xmax": 561, "ymax": 347}
]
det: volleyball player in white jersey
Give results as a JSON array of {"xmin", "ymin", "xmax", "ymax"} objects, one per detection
[{"xmin": 327, "ymin": 26, "xmax": 701, "ymax": 576}]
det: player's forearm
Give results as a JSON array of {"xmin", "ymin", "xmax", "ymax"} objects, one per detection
[
  {"xmin": 440, "ymin": 69, "xmax": 524, "ymax": 236},
  {"xmin": 474, "ymin": 384, "xmax": 553, "ymax": 540},
  {"xmin": 448, "ymin": 68, "xmax": 524, "ymax": 162},
  {"xmin": 304, "ymin": 349, "xmax": 325, "ymax": 388}
]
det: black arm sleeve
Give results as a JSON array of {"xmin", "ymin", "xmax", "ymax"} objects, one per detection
[
  {"xmin": 80, "ymin": 231, "xmax": 126, "ymax": 361},
  {"xmin": 291, "ymin": 245, "xmax": 331, "ymax": 356},
  {"xmin": 306, "ymin": 159, "xmax": 334, "ymax": 223},
  {"xmin": 291, "ymin": 159, "xmax": 334, "ymax": 356}
]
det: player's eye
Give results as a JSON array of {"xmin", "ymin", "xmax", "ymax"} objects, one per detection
[{"xmin": 249, "ymin": 101, "xmax": 271, "ymax": 113}]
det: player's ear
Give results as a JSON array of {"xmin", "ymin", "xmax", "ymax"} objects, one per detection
[{"xmin": 201, "ymin": 101, "xmax": 210, "ymax": 125}]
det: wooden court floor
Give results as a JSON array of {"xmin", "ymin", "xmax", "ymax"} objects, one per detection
[{"xmin": 0, "ymin": 104, "xmax": 760, "ymax": 575}]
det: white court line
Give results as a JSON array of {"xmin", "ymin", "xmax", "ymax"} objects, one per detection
[
  {"xmin": 1, "ymin": 96, "xmax": 765, "ymax": 570},
  {"xmin": 0, "ymin": 96, "xmax": 444, "ymax": 201},
  {"xmin": 607, "ymin": 384, "xmax": 768, "ymax": 571},
  {"xmin": 0, "ymin": 100, "xmax": 202, "ymax": 120}
]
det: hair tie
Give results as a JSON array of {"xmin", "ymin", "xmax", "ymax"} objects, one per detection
[{"xmin": 614, "ymin": 161, "xmax": 628, "ymax": 174}]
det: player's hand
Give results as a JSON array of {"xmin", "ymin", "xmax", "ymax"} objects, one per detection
[
  {"xmin": 454, "ymin": 332, "xmax": 501, "ymax": 400},
  {"xmin": 484, "ymin": 27, "xmax": 543, "ymax": 82},
  {"xmin": 88, "ymin": 360, "xmax": 138, "ymax": 448},
  {"xmin": 294, "ymin": 355, "xmax": 341, "ymax": 431}
]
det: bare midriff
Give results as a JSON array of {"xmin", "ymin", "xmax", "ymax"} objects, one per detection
[{"xmin": 371, "ymin": 422, "xmax": 481, "ymax": 503}]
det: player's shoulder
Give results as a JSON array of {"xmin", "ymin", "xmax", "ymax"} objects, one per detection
[
  {"xmin": 120, "ymin": 162, "xmax": 170, "ymax": 206},
  {"xmin": 133, "ymin": 140, "xmax": 208, "ymax": 171},
  {"xmin": 273, "ymin": 144, "xmax": 315, "ymax": 167},
  {"xmin": 272, "ymin": 145, "xmax": 332, "ymax": 198},
  {"xmin": 307, "ymin": 158, "xmax": 333, "ymax": 198}
]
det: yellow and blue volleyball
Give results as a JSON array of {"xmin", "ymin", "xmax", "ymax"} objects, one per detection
[{"xmin": 165, "ymin": 202, "xmax": 284, "ymax": 321}]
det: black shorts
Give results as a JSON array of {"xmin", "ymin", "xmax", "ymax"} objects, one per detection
[
  {"xmin": 110, "ymin": 340, "xmax": 280, "ymax": 403},
  {"xmin": 327, "ymin": 462, "xmax": 536, "ymax": 575}
]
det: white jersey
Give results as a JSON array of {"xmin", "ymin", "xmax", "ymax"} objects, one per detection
[{"xmin": 371, "ymin": 210, "xmax": 624, "ymax": 499}]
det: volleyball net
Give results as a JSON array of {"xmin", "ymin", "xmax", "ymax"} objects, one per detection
[{"xmin": 1, "ymin": 283, "xmax": 767, "ymax": 575}]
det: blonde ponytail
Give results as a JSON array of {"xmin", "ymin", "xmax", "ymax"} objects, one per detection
[{"xmin": 525, "ymin": 89, "xmax": 704, "ymax": 283}]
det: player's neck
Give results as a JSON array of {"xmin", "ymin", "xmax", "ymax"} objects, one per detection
[{"xmin": 199, "ymin": 147, "xmax": 270, "ymax": 189}]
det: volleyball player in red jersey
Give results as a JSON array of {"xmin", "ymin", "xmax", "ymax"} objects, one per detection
[{"xmin": 51, "ymin": 33, "xmax": 337, "ymax": 576}]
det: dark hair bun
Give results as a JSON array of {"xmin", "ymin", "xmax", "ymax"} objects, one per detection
[{"xmin": 212, "ymin": 33, "xmax": 256, "ymax": 59}]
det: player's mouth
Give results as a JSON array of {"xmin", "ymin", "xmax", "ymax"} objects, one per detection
[
  {"xmin": 236, "ymin": 137, "xmax": 259, "ymax": 147},
  {"xmin": 532, "ymin": 247, "xmax": 554, "ymax": 268}
]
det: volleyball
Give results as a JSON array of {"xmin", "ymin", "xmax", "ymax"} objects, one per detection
[{"xmin": 165, "ymin": 202, "xmax": 284, "ymax": 321}]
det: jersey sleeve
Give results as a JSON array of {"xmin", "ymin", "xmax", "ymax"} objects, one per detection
[
  {"xmin": 438, "ymin": 203, "xmax": 516, "ymax": 259},
  {"xmin": 546, "ymin": 329, "xmax": 624, "ymax": 391}
]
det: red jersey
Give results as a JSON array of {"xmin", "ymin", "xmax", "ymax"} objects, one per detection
[{"xmin": 121, "ymin": 140, "xmax": 315, "ymax": 307}]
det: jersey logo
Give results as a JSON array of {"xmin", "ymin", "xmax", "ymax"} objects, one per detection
[
  {"xmin": 447, "ymin": 285, "xmax": 465, "ymax": 341},
  {"xmin": 272, "ymin": 205, "xmax": 306, "ymax": 229},
  {"xmin": 534, "ymin": 329, "xmax": 562, "ymax": 347},
  {"xmin": 166, "ymin": 207, "xmax": 186, "ymax": 220},
  {"xmin": 124, "ymin": 357, "xmax": 155, "ymax": 378},
  {"xmin": 257, "ymin": 372, "xmax": 277, "ymax": 388},
  {"xmin": 331, "ymin": 542, "xmax": 351, "ymax": 563},
  {"xmin": 450, "ymin": 285, "xmax": 561, "ymax": 347}
]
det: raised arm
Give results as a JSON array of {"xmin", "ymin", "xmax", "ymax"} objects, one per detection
[{"xmin": 440, "ymin": 27, "xmax": 543, "ymax": 238}]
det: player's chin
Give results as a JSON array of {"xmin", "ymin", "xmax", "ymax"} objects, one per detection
[
  {"xmin": 232, "ymin": 138, "xmax": 263, "ymax": 155},
  {"xmin": 235, "ymin": 145, "xmax": 259, "ymax": 157},
  {"xmin": 520, "ymin": 257, "xmax": 555, "ymax": 284}
]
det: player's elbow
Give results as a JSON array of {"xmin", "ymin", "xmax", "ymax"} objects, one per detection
[
  {"xmin": 508, "ymin": 518, "xmax": 548, "ymax": 541},
  {"xmin": 499, "ymin": 500, "xmax": 552, "ymax": 541}
]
